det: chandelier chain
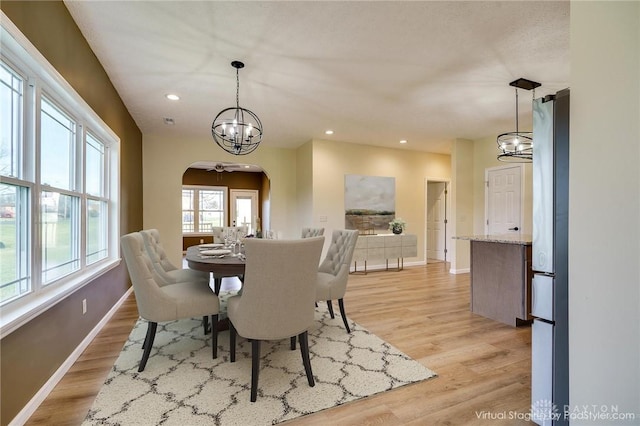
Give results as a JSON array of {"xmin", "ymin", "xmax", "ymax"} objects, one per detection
[
  {"xmin": 515, "ymin": 88, "xmax": 519, "ymax": 132},
  {"xmin": 236, "ymin": 68, "xmax": 240, "ymax": 109}
]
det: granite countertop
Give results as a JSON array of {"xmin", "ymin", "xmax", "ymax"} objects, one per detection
[{"xmin": 452, "ymin": 234, "xmax": 532, "ymax": 245}]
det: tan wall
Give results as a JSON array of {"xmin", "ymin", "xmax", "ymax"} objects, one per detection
[
  {"xmin": 143, "ymin": 134, "xmax": 298, "ymax": 267},
  {"xmin": 260, "ymin": 172, "xmax": 271, "ymax": 236},
  {"xmin": 296, "ymin": 140, "xmax": 314, "ymax": 234},
  {"xmin": 0, "ymin": 2, "xmax": 142, "ymax": 424},
  {"xmin": 450, "ymin": 139, "xmax": 474, "ymax": 272},
  {"xmin": 309, "ymin": 139, "xmax": 451, "ymax": 265}
]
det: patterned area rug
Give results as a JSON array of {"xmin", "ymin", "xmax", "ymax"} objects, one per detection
[{"xmin": 84, "ymin": 296, "xmax": 436, "ymax": 425}]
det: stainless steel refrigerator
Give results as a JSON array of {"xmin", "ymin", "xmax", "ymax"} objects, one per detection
[{"xmin": 531, "ymin": 88, "xmax": 570, "ymax": 425}]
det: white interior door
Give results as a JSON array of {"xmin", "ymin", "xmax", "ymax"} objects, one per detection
[
  {"xmin": 486, "ymin": 165, "xmax": 522, "ymax": 235},
  {"xmin": 230, "ymin": 189, "xmax": 258, "ymax": 234},
  {"xmin": 427, "ymin": 182, "xmax": 447, "ymax": 260}
]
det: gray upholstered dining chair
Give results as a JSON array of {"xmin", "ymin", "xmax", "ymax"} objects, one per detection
[
  {"xmin": 121, "ymin": 232, "xmax": 220, "ymax": 372},
  {"xmin": 301, "ymin": 227, "xmax": 324, "ymax": 238},
  {"xmin": 210, "ymin": 226, "xmax": 247, "ymax": 287},
  {"xmin": 316, "ymin": 229, "xmax": 359, "ymax": 333},
  {"xmin": 140, "ymin": 229, "xmax": 209, "ymax": 286},
  {"xmin": 227, "ymin": 236, "xmax": 324, "ymax": 402},
  {"xmin": 212, "ymin": 226, "xmax": 249, "ymax": 243}
]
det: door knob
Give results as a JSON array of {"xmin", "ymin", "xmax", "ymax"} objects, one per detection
[{"xmin": 509, "ymin": 226, "xmax": 519, "ymax": 231}]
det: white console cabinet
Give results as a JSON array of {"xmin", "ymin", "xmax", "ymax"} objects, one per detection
[{"xmin": 352, "ymin": 234, "xmax": 417, "ymax": 273}]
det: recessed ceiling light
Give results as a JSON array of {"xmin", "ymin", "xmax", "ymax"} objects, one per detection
[
  {"xmin": 400, "ymin": 139, "xmax": 408, "ymax": 144},
  {"xmin": 325, "ymin": 130, "xmax": 334, "ymax": 135},
  {"xmin": 166, "ymin": 94, "xmax": 180, "ymax": 101}
]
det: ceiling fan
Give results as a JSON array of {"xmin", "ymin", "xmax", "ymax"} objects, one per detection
[{"xmin": 207, "ymin": 162, "xmax": 246, "ymax": 173}]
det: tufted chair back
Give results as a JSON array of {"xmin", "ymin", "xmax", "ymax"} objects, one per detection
[
  {"xmin": 140, "ymin": 228, "xmax": 209, "ymax": 286},
  {"xmin": 301, "ymin": 227, "xmax": 324, "ymax": 238},
  {"xmin": 212, "ymin": 226, "xmax": 249, "ymax": 243},
  {"xmin": 319, "ymin": 229, "xmax": 359, "ymax": 277},
  {"xmin": 140, "ymin": 229, "xmax": 177, "ymax": 271}
]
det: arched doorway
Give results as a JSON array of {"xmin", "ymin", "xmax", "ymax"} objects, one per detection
[{"xmin": 181, "ymin": 161, "xmax": 270, "ymax": 250}]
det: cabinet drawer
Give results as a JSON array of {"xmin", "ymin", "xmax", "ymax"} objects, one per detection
[{"xmin": 385, "ymin": 246, "xmax": 402, "ymax": 258}]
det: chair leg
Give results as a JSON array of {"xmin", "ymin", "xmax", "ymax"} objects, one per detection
[
  {"xmin": 139, "ymin": 321, "xmax": 157, "ymax": 372},
  {"xmin": 251, "ymin": 340, "xmax": 261, "ymax": 402},
  {"xmin": 298, "ymin": 331, "xmax": 315, "ymax": 387},
  {"xmin": 203, "ymin": 315, "xmax": 210, "ymax": 334},
  {"xmin": 338, "ymin": 298, "xmax": 351, "ymax": 333},
  {"xmin": 142, "ymin": 328, "xmax": 149, "ymax": 350},
  {"xmin": 211, "ymin": 314, "xmax": 218, "ymax": 359},
  {"xmin": 290, "ymin": 336, "xmax": 296, "ymax": 350},
  {"xmin": 327, "ymin": 300, "xmax": 335, "ymax": 318},
  {"xmin": 229, "ymin": 321, "xmax": 236, "ymax": 363}
]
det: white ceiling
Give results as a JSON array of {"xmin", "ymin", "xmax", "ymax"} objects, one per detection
[{"xmin": 64, "ymin": 1, "xmax": 569, "ymax": 156}]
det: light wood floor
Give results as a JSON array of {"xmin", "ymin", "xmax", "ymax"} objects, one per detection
[{"xmin": 26, "ymin": 263, "xmax": 533, "ymax": 425}]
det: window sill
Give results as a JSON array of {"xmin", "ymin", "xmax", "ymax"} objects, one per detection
[{"xmin": 0, "ymin": 258, "xmax": 121, "ymax": 338}]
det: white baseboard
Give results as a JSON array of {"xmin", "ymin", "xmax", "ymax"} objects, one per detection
[
  {"xmin": 9, "ymin": 287, "xmax": 134, "ymax": 426},
  {"xmin": 449, "ymin": 267, "xmax": 470, "ymax": 274}
]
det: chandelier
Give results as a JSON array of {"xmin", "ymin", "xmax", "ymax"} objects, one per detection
[
  {"xmin": 211, "ymin": 61, "xmax": 263, "ymax": 155},
  {"xmin": 497, "ymin": 78, "xmax": 540, "ymax": 162}
]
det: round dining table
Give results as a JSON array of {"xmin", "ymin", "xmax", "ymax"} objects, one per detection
[
  {"xmin": 185, "ymin": 245, "xmax": 245, "ymax": 294},
  {"xmin": 185, "ymin": 245, "xmax": 245, "ymax": 332}
]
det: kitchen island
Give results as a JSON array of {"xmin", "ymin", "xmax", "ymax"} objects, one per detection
[{"xmin": 454, "ymin": 234, "xmax": 532, "ymax": 326}]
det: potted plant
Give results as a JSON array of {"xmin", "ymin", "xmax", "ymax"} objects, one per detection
[{"xmin": 389, "ymin": 218, "xmax": 406, "ymax": 234}]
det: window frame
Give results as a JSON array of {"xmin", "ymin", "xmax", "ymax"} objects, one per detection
[
  {"xmin": 182, "ymin": 185, "xmax": 227, "ymax": 236},
  {"xmin": 0, "ymin": 14, "xmax": 121, "ymax": 337}
]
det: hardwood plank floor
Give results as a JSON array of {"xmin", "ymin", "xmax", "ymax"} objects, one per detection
[{"xmin": 26, "ymin": 263, "xmax": 533, "ymax": 425}]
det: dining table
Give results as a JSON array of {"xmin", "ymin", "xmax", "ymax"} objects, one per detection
[
  {"xmin": 185, "ymin": 244, "xmax": 246, "ymax": 332},
  {"xmin": 185, "ymin": 244, "xmax": 245, "ymax": 294}
]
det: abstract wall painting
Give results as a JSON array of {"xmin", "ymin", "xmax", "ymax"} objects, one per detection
[{"xmin": 344, "ymin": 174, "xmax": 395, "ymax": 234}]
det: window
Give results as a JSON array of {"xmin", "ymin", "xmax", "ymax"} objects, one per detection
[
  {"xmin": 0, "ymin": 59, "xmax": 29, "ymax": 305},
  {"xmin": 40, "ymin": 97, "xmax": 76, "ymax": 190},
  {"xmin": 1, "ymin": 18, "xmax": 120, "ymax": 334},
  {"xmin": 0, "ymin": 183, "xmax": 30, "ymax": 304},
  {"xmin": 86, "ymin": 133, "xmax": 108, "ymax": 265},
  {"xmin": 182, "ymin": 186, "xmax": 226, "ymax": 234},
  {"xmin": 0, "ymin": 61, "xmax": 22, "ymax": 178},
  {"xmin": 40, "ymin": 98, "xmax": 80, "ymax": 283}
]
